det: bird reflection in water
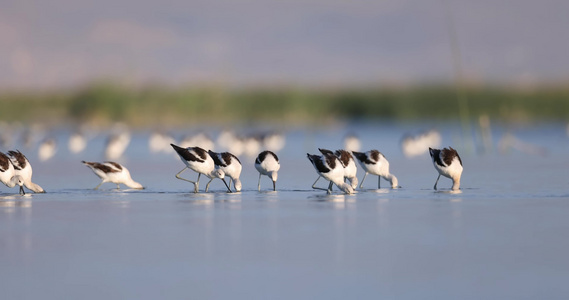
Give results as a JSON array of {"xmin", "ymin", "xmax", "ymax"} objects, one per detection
[
  {"xmin": 0, "ymin": 199, "xmax": 32, "ymax": 215},
  {"xmin": 181, "ymin": 193, "xmax": 215, "ymax": 206}
]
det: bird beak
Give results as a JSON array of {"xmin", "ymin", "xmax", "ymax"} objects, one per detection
[
  {"xmin": 222, "ymin": 178, "xmax": 232, "ymax": 193},
  {"xmin": 19, "ymin": 186, "xmax": 25, "ymax": 196}
]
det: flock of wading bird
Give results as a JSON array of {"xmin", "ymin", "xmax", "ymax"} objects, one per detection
[
  {"xmin": 83, "ymin": 143, "xmax": 464, "ymax": 195},
  {"xmin": 0, "ymin": 141, "xmax": 463, "ymax": 195}
]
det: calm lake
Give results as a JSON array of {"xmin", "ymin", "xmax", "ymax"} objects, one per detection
[{"xmin": 1, "ymin": 122, "xmax": 568, "ymax": 299}]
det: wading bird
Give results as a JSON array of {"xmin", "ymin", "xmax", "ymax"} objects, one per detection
[
  {"xmin": 429, "ymin": 147, "xmax": 463, "ymax": 190},
  {"xmin": 307, "ymin": 151, "xmax": 353, "ymax": 194},
  {"xmin": 170, "ymin": 144, "xmax": 231, "ymax": 193},
  {"xmin": 254, "ymin": 150, "xmax": 280, "ymax": 191},
  {"xmin": 82, "ymin": 161, "xmax": 144, "ymax": 190},
  {"xmin": 8, "ymin": 150, "xmax": 45, "ymax": 194},
  {"xmin": 352, "ymin": 150, "xmax": 399, "ymax": 189}
]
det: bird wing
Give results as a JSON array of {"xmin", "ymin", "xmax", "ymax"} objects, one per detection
[
  {"xmin": 0, "ymin": 152, "xmax": 11, "ymax": 172},
  {"xmin": 7, "ymin": 150, "xmax": 27, "ymax": 170}
]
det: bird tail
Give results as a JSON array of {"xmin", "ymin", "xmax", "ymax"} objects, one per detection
[{"xmin": 170, "ymin": 143, "xmax": 184, "ymax": 152}]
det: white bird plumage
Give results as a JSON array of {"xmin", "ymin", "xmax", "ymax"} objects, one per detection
[
  {"xmin": 0, "ymin": 151, "xmax": 24, "ymax": 194},
  {"xmin": 307, "ymin": 151, "xmax": 353, "ymax": 194},
  {"xmin": 255, "ymin": 150, "xmax": 280, "ymax": 191},
  {"xmin": 208, "ymin": 150, "xmax": 242, "ymax": 192},
  {"xmin": 82, "ymin": 161, "xmax": 144, "ymax": 190},
  {"xmin": 319, "ymin": 149, "xmax": 358, "ymax": 190},
  {"xmin": 429, "ymin": 147, "xmax": 463, "ymax": 190},
  {"xmin": 170, "ymin": 144, "xmax": 231, "ymax": 193},
  {"xmin": 352, "ymin": 150, "xmax": 399, "ymax": 189},
  {"xmin": 8, "ymin": 150, "xmax": 45, "ymax": 194}
]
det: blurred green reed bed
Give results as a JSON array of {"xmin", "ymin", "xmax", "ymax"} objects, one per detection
[{"xmin": 1, "ymin": 83, "xmax": 568, "ymax": 127}]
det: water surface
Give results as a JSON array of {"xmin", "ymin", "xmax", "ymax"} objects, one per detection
[{"xmin": 1, "ymin": 123, "xmax": 568, "ymax": 299}]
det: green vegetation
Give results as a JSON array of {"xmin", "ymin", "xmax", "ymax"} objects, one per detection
[{"xmin": 1, "ymin": 83, "xmax": 568, "ymax": 127}]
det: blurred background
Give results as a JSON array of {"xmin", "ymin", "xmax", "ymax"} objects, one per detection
[
  {"xmin": 0, "ymin": 0, "xmax": 568, "ymax": 157},
  {"xmin": 4, "ymin": 2, "xmax": 569, "ymax": 298}
]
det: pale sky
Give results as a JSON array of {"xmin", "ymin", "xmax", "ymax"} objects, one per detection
[{"xmin": 1, "ymin": 0, "xmax": 568, "ymax": 89}]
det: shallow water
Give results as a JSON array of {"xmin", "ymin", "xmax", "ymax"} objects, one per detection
[{"xmin": 1, "ymin": 122, "xmax": 569, "ymax": 299}]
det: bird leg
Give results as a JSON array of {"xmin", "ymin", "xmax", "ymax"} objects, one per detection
[
  {"xmin": 257, "ymin": 173, "xmax": 262, "ymax": 191},
  {"xmin": 19, "ymin": 186, "xmax": 25, "ymax": 196},
  {"xmin": 378, "ymin": 176, "xmax": 381, "ymax": 189},
  {"xmin": 205, "ymin": 177, "xmax": 214, "ymax": 192},
  {"xmin": 327, "ymin": 181, "xmax": 333, "ymax": 194},
  {"xmin": 94, "ymin": 180, "xmax": 104, "ymax": 190},
  {"xmin": 311, "ymin": 176, "xmax": 329, "ymax": 191},
  {"xmin": 204, "ymin": 177, "xmax": 232, "ymax": 193},
  {"xmin": 434, "ymin": 174, "xmax": 441, "ymax": 190},
  {"xmin": 175, "ymin": 167, "xmax": 200, "ymax": 193},
  {"xmin": 359, "ymin": 172, "xmax": 368, "ymax": 189},
  {"xmin": 312, "ymin": 176, "xmax": 320, "ymax": 188}
]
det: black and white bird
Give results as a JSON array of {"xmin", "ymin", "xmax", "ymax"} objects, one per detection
[
  {"xmin": 429, "ymin": 147, "xmax": 463, "ymax": 190},
  {"xmin": 82, "ymin": 161, "xmax": 144, "ymax": 190},
  {"xmin": 208, "ymin": 150, "xmax": 242, "ymax": 192},
  {"xmin": 170, "ymin": 144, "xmax": 231, "ymax": 193},
  {"xmin": 254, "ymin": 150, "xmax": 280, "ymax": 191},
  {"xmin": 318, "ymin": 148, "xmax": 358, "ymax": 190},
  {"xmin": 8, "ymin": 150, "xmax": 45, "ymax": 194},
  {"xmin": 0, "ymin": 151, "xmax": 24, "ymax": 194},
  {"xmin": 352, "ymin": 150, "xmax": 399, "ymax": 189},
  {"xmin": 307, "ymin": 151, "xmax": 354, "ymax": 194}
]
